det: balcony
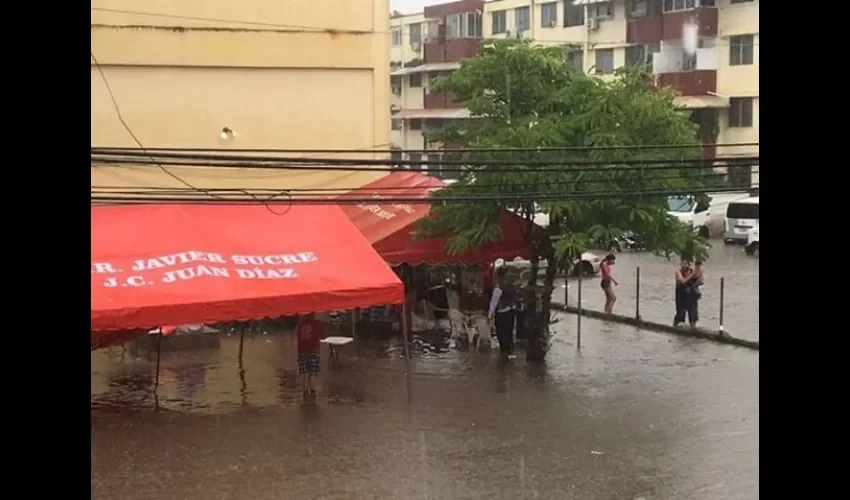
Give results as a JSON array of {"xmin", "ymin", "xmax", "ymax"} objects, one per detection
[
  {"xmin": 424, "ymin": 89, "xmax": 463, "ymax": 109},
  {"xmin": 658, "ymin": 70, "xmax": 716, "ymax": 96},
  {"xmin": 424, "ymin": 37, "xmax": 480, "ymax": 63},
  {"xmin": 627, "ymin": 7, "xmax": 718, "ymax": 44}
]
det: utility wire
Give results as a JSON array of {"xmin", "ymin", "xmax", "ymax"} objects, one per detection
[
  {"xmin": 91, "ymin": 154, "xmax": 758, "ymax": 173},
  {"xmin": 92, "ymin": 184, "xmax": 759, "ymax": 205},
  {"xmin": 91, "ymin": 142, "xmax": 758, "ymax": 154},
  {"xmin": 90, "ymin": 171, "xmax": 742, "ymax": 194}
]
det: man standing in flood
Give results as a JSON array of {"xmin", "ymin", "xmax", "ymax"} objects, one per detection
[{"xmin": 488, "ymin": 267, "xmax": 517, "ymax": 359}]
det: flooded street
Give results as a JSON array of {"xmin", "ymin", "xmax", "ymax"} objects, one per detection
[
  {"xmin": 92, "ymin": 314, "xmax": 759, "ymax": 499},
  {"xmin": 558, "ymin": 241, "xmax": 759, "ymax": 341}
]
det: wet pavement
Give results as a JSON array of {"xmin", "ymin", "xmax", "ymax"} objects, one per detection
[
  {"xmin": 92, "ymin": 314, "xmax": 759, "ymax": 500},
  {"xmin": 556, "ymin": 241, "xmax": 759, "ymax": 341}
]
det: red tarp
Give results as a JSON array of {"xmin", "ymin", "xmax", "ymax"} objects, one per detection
[
  {"xmin": 91, "ymin": 204, "xmax": 404, "ymax": 347},
  {"xmin": 340, "ymin": 171, "xmax": 534, "ymax": 265}
]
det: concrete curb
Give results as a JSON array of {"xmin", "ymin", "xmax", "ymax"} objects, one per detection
[{"xmin": 551, "ymin": 303, "xmax": 759, "ymax": 351}]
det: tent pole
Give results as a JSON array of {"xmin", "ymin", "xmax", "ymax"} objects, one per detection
[
  {"xmin": 238, "ymin": 324, "xmax": 245, "ymax": 364},
  {"xmin": 402, "ymin": 298, "xmax": 411, "ymax": 363},
  {"xmin": 153, "ymin": 332, "xmax": 163, "ymax": 412},
  {"xmin": 402, "ymin": 295, "xmax": 412, "ymax": 402}
]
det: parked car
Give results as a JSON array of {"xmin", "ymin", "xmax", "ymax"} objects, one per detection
[
  {"xmin": 744, "ymin": 225, "xmax": 759, "ymax": 257},
  {"xmin": 499, "ymin": 252, "xmax": 602, "ymax": 280}
]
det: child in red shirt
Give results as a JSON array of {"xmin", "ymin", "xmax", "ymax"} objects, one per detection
[{"xmin": 297, "ymin": 313, "xmax": 324, "ymax": 397}]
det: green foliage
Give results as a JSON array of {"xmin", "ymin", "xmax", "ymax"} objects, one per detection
[{"xmin": 417, "ymin": 39, "xmax": 709, "ymax": 264}]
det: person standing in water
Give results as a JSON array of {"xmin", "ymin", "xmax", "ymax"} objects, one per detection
[
  {"xmin": 674, "ymin": 260, "xmax": 699, "ymax": 327},
  {"xmin": 488, "ymin": 267, "xmax": 517, "ymax": 359},
  {"xmin": 296, "ymin": 312, "xmax": 324, "ymax": 398},
  {"xmin": 600, "ymin": 254, "xmax": 618, "ymax": 313}
]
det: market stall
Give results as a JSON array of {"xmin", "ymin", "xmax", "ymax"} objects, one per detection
[
  {"xmin": 338, "ymin": 171, "xmax": 542, "ymax": 343},
  {"xmin": 91, "ymin": 203, "xmax": 405, "ymax": 349}
]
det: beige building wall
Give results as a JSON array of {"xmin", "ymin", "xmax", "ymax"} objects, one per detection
[
  {"xmin": 716, "ymin": 0, "xmax": 759, "ymax": 186},
  {"xmin": 91, "ymin": 0, "xmax": 390, "ymax": 155}
]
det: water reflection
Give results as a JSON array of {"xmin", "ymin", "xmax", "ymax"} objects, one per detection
[{"xmin": 92, "ymin": 317, "xmax": 758, "ymax": 500}]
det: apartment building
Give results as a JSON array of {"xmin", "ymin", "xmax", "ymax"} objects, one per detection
[{"xmin": 390, "ymin": 0, "xmax": 759, "ymax": 185}]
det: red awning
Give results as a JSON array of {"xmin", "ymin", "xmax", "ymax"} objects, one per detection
[
  {"xmin": 339, "ymin": 172, "xmax": 534, "ymax": 265},
  {"xmin": 91, "ymin": 204, "xmax": 404, "ymax": 346}
]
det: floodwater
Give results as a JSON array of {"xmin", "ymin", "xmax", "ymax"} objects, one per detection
[
  {"xmin": 92, "ymin": 314, "xmax": 759, "ymax": 500},
  {"xmin": 558, "ymin": 241, "xmax": 759, "ymax": 341}
]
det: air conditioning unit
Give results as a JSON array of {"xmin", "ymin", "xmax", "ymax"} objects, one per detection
[
  {"xmin": 587, "ymin": 18, "xmax": 599, "ymax": 30},
  {"xmin": 411, "ymin": 41, "xmax": 421, "ymax": 52},
  {"xmin": 391, "ymin": 84, "xmax": 402, "ymax": 95}
]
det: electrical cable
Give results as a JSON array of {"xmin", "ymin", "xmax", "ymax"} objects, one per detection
[
  {"xmin": 90, "ymin": 50, "xmax": 294, "ymax": 215},
  {"xmin": 91, "ymin": 184, "xmax": 759, "ymax": 205},
  {"xmin": 91, "ymin": 154, "xmax": 758, "ymax": 173},
  {"xmin": 91, "ymin": 170, "xmax": 748, "ymax": 195},
  {"xmin": 91, "ymin": 142, "xmax": 759, "ymax": 154}
]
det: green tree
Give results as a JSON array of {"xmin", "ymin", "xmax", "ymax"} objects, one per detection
[{"xmin": 417, "ymin": 40, "xmax": 709, "ymax": 361}]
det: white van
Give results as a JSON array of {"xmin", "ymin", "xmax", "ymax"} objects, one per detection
[
  {"xmin": 745, "ymin": 225, "xmax": 759, "ymax": 257},
  {"xmin": 724, "ymin": 196, "xmax": 760, "ymax": 243}
]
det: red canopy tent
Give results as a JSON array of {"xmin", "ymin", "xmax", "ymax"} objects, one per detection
[
  {"xmin": 91, "ymin": 204, "xmax": 404, "ymax": 349},
  {"xmin": 339, "ymin": 171, "xmax": 535, "ymax": 265}
]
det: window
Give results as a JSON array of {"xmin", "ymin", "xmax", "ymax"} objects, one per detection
[
  {"xmin": 446, "ymin": 14, "xmax": 461, "ymax": 38},
  {"xmin": 594, "ymin": 49, "xmax": 615, "ymax": 75},
  {"xmin": 446, "ymin": 12, "xmax": 482, "ymax": 38},
  {"xmin": 409, "ymin": 23, "xmax": 422, "ymax": 45},
  {"xmin": 409, "ymin": 119, "xmax": 423, "ymax": 131},
  {"xmin": 627, "ymin": 0, "xmax": 648, "ymax": 17},
  {"xmin": 409, "ymin": 73, "xmax": 422, "ymax": 88},
  {"xmin": 683, "ymin": 51, "xmax": 696, "ymax": 70},
  {"xmin": 391, "ymin": 28, "xmax": 402, "ymax": 46},
  {"xmin": 564, "ymin": 1, "xmax": 585, "ymax": 27},
  {"xmin": 515, "ymin": 6, "xmax": 531, "ymax": 32},
  {"xmin": 567, "ymin": 48, "xmax": 584, "ymax": 69},
  {"xmin": 625, "ymin": 44, "xmax": 659, "ymax": 68},
  {"xmin": 541, "ymin": 2, "xmax": 558, "ymax": 27},
  {"xmin": 728, "ymin": 97, "xmax": 754, "ymax": 127},
  {"xmin": 662, "ymin": 0, "xmax": 696, "ymax": 13},
  {"xmin": 589, "ymin": 2, "xmax": 613, "ymax": 18},
  {"xmin": 466, "ymin": 11, "xmax": 482, "ymax": 37},
  {"xmin": 726, "ymin": 201, "xmax": 758, "ymax": 220},
  {"xmin": 729, "ymin": 35, "xmax": 754, "ymax": 65},
  {"xmin": 492, "ymin": 10, "xmax": 507, "ymax": 34},
  {"xmin": 391, "ymin": 119, "xmax": 402, "ymax": 131}
]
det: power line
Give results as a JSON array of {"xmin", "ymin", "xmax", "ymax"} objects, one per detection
[
  {"xmin": 91, "ymin": 184, "xmax": 759, "ymax": 205},
  {"xmin": 91, "ymin": 154, "xmax": 758, "ymax": 173},
  {"xmin": 90, "ymin": 171, "xmax": 741, "ymax": 194},
  {"xmin": 91, "ymin": 142, "xmax": 759, "ymax": 154}
]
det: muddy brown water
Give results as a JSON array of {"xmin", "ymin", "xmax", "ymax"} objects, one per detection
[{"xmin": 92, "ymin": 313, "xmax": 759, "ymax": 500}]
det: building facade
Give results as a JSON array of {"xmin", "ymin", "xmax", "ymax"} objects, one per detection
[
  {"xmin": 92, "ymin": 0, "xmax": 389, "ymax": 154},
  {"xmin": 390, "ymin": 0, "xmax": 758, "ymax": 186}
]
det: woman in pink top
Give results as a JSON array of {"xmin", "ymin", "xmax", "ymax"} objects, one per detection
[{"xmin": 600, "ymin": 254, "xmax": 618, "ymax": 313}]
